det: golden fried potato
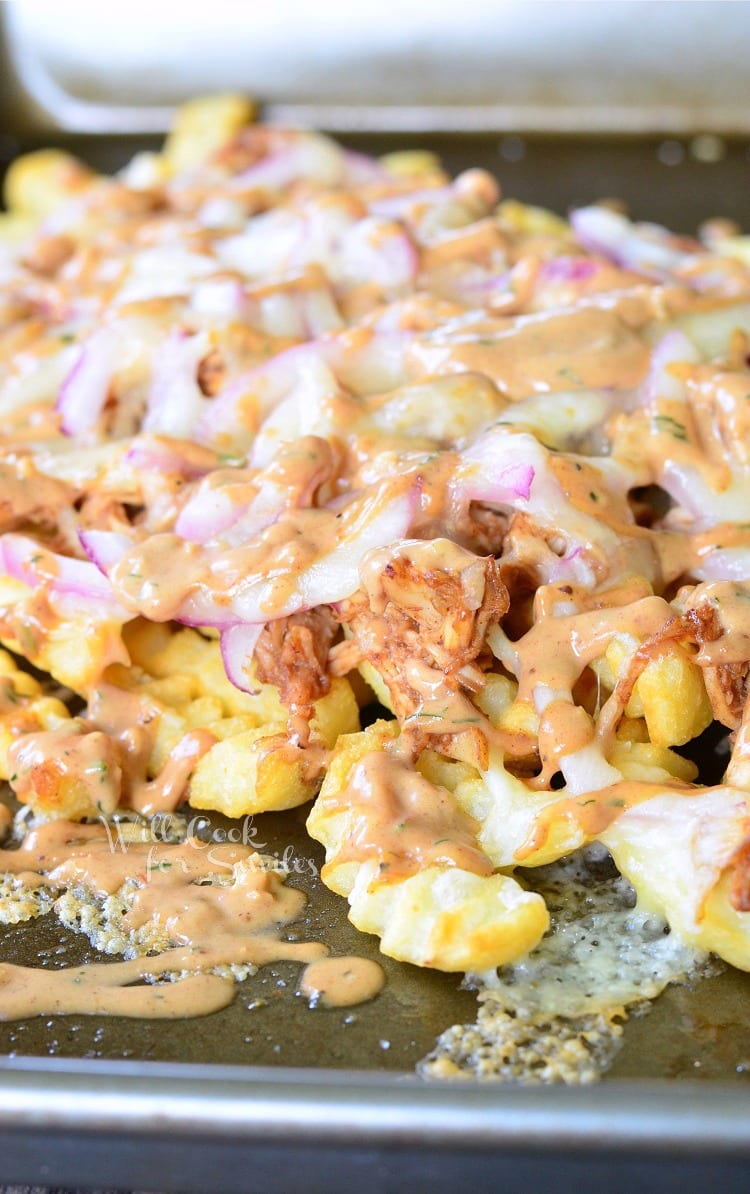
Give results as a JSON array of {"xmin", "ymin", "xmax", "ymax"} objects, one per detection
[
  {"xmin": 472, "ymin": 669, "xmax": 540, "ymax": 740},
  {"xmin": 347, "ymin": 860, "xmax": 549, "ymax": 972},
  {"xmin": 606, "ymin": 636, "xmax": 712, "ymax": 747},
  {"xmin": 715, "ymin": 236, "xmax": 750, "ymax": 266},
  {"xmin": 497, "ymin": 199, "xmax": 570, "ymax": 238},
  {"xmin": 379, "ymin": 150, "xmax": 444, "ymax": 179},
  {"xmin": 0, "ymin": 577, "xmax": 129, "ymax": 695},
  {"xmin": 0, "ymin": 649, "xmax": 70, "ymax": 779},
  {"xmin": 454, "ymin": 753, "xmax": 586, "ymax": 870},
  {"xmin": 609, "ymin": 738, "xmax": 697, "ymax": 785},
  {"xmin": 123, "ymin": 621, "xmax": 287, "ymax": 722},
  {"xmin": 189, "ymin": 678, "xmax": 359, "ymax": 816},
  {"xmin": 600, "ymin": 786, "xmax": 750, "ymax": 972},
  {"xmin": 4, "ymin": 149, "xmax": 95, "ymax": 218},
  {"xmin": 109, "ymin": 627, "xmax": 361, "ymax": 815},
  {"xmin": 8, "ymin": 721, "xmax": 123, "ymax": 821},
  {"xmin": 164, "ymin": 94, "xmax": 256, "ymax": 173},
  {"xmin": 308, "ymin": 721, "xmax": 549, "ymax": 972},
  {"xmin": 0, "ymin": 213, "xmax": 36, "ymax": 244}
]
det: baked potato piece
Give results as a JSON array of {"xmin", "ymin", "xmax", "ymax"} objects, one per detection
[
  {"xmin": 307, "ymin": 721, "xmax": 549, "ymax": 972},
  {"xmin": 0, "ymin": 576, "xmax": 130, "ymax": 696},
  {"xmin": 0, "ymin": 649, "xmax": 70, "ymax": 779},
  {"xmin": 189, "ymin": 677, "xmax": 359, "ymax": 817},
  {"xmin": 164, "ymin": 94, "xmax": 257, "ymax": 173},
  {"xmin": 600, "ymin": 786, "xmax": 750, "ymax": 972},
  {"xmin": 119, "ymin": 624, "xmax": 360, "ymax": 815}
]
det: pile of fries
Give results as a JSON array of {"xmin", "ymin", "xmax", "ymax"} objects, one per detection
[{"xmin": 2, "ymin": 96, "xmax": 750, "ymax": 978}]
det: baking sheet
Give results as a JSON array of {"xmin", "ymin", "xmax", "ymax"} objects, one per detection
[
  {"xmin": 1, "ymin": 53, "xmax": 750, "ymax": 1185},
  {"xmin": 5, "ymin": 1, "xmax": 750, "ymax": 135}
]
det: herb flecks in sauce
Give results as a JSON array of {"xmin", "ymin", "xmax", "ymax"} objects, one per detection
[{"xmin": 0, "ymin": 816, "xmax": 379, "ymax": 1020}]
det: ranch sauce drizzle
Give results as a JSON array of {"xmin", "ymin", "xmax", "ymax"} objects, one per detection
[
  {"xmin": 299, "ymin": 956, "xmax": 385, "ymax": 1008},
  {"xmin": 0, "ymin": 818, "xmax": 381, "ymax": 1019},
  {"xmin": 327, "ymin": 750, "xmax": 493, "ymax": 882}
]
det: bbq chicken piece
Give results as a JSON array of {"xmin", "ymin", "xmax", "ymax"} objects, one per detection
[{"xmin": 339, "ymin": 537, "xmax": 507, "ymax": 710}]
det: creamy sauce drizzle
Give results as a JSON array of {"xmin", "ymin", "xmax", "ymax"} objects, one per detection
[
  {"xmin": 299, "ymin": 956, "xmax": 385, "ymax": 1008},
  {"xmin": 329, "ymin": 751, "xmax": 493, "ymax": 883},
  {"xmin": 0, "ymin": 818, "xmax": 382, "ymax": 1020}
]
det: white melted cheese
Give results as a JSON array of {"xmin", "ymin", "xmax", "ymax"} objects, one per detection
[{"xmin": 420, "ymin": 844, "xmax": 714, "ymax": 1084}]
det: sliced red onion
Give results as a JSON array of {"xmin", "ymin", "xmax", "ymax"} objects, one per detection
[
  {"xmin": 114, "ymin": 246, "xmax": 217, "ymax": 306},
  {"xmin": 458, "ymin": 428, "xmax": 542, "ymax": 510},
  {"xmin": 177, "ymin": 437, "xmax": 335, "ymax": 547},
  {"xmin": 79, "ymin": 529, "xmax": 134, "ymax": 574},
  {"xmin": 457, "ymin": 427, "xmax": 653, "ymax": 587},
  {"xmin": 253, "ymin": 290, "xmax": 308, "ymax": 339},
  {"xmin": 339, "ymin": 219, "xmax": 418, "ymax": 292},
  {"xmin": 57, "ymin": 326, "xmax": 118, "ymax": 436},
  {"xmin": 217, "ymin": 209, "xmax": 307, "ymax": 279},
  {"xmin": 232, "ymin": 150, "xmax": 304, "ymax": 192},
  {"xmin": 176, "ymin": 471, "xmax": 287, "ymax": 548},
  {"xmin": 196, "ymin": 341, "xmax": 324, "ymax": 451},
  {"xmin": 661, "ymin": 463, "xmax": 750, "ymax": 530},
  {"xmin": 691, "ymin": 547, "xmax": 750, "ymax": 582},
  {"xmin": 295, "ymin": 284, "xmax": 344, "ymax": 337},
  {"xmin": 219, "ymin": 622, "xmax": 264, "ymax": 692},
  {"xmin": 143, "ymin": 329, "xmax": 211, "ymax": 439},
  {"xmin": 80, "ymin": 473, "xmax": 418, "ymax": 635},
  {"xmin": 446, "ymin": 269, "xmax": 512, "ymax": 305},
  {"xmin": 292, "ymin": 479, "xmax": 420, "ymax": 612},
  {"xmin": 570, "ymin": 206, "xmax": 692, "ymax": 277},
  {"xmin": 640, "ymin": 330, "xmax": 699, "ymax": 405},
  {"xmin": 232, "ymin": 134, "xmax": 345, "ymax": 191},
  {"xmin": 219, "ymin": 204, "xmax": 417, "ymax": 296},
  {"xmin": 547, "ymin": 546, "xmax": 583, "ymax": 581},
  {"xmin": 459, "ymin": 442, "xmax": 536, "ymax": 506},
  {"xmin": 217, "ymin": 480, "xmax": 289, "ymax": 548},
  {"xmin": 178, "ymin": 478, "xmax": 420, "ymax": 626},
  {"xmin": 174, "ymin": 485, "xmax": 246, "ymax": 544},
  {"xmin": 541, "ymin": 257, "xmax": 601, "ymax": 284},
  {"xmin": 369, "ymin": 185, "xmax": 453, "ymax": 221},
  {"xmin": 1, "ymin": 533, "xmax": 131, "ymax": 617},
  {"xmin": 341, "ymin": 150, "xmax": 390, "ymax": 186},
  {"xmin": 248, "ymin": 354, "xmax": 342, "ymax": 468},
  {"xmin": 124, "ymin": 435, "xmax": 222, "ymax": 479},
  {"xmin": 202, "ymin": 330, "xmax": 407, "ymax": 459},
  {"xmin": 189, "ymin": 279, "xmax": 247, "ymax": 321},
  {"xmin": 321, "ymin": 330, "xmax": 410, "ymax": 395},
  {"xmin": 197, "ymin": 197, "xmax": 246, "ymax": 231},
  {"xmin": 256, "ymin": 283, "xmax": 343, "ymax": 339}
]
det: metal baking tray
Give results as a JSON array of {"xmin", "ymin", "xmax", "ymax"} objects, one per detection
[{"xmin": 2, "ymin": 8, "xmax": 750, "ymax": 1190}]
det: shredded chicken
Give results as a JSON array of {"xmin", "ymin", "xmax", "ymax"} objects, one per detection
[
  {"xmin": 339, "ymin": 541, "xmax": 508, "ymax": 756},
  {"xmin": 0, "ymin": 462, "xmax": 75, "ymax": 536},
  {"xmin": 684, "ymin": 603, "xmax": 749, "ymax": 729},
  {"xmin": 253, "ymin": 606, "xmax": 338, "ymax": 715}
]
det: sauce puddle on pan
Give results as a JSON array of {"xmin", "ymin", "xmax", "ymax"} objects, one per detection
[
  {"xmin": 0, "ymin": 802, "xmax": 734, "ymax": 1081},
  {"xmin": 0, "ymin": 806, "xmax": 383, "ymax": 1021}
]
